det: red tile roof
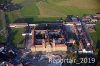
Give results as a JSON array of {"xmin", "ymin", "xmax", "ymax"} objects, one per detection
[
  {"xmin": 96, "ymin": 13, "xmax": 100, "ymax": 17},
  {"xmin": 64, "ymin": 22, "xmax": 80, "ymax": 24},
  {"xmin": 28, "ymin": 64, "xmax": 34, "ymax": 66},
  {"xmin": 7, "ymin": 63, "xmax": 14, "ymax": 66},
  {"xmin": 55, "ymin": 44, "xmax": 66, "ymax": 47},
  {"xmin": 35, "ymin": 45, "xmax": 42, "ymax": 48}
]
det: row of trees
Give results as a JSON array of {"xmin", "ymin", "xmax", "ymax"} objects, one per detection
[
  {"xmin": 0, "ymin": 0, "xmax": 5, "ymax": 4},
  {"xmin": 0, "ymin": 0, "xmax": 6, "ymax": 44},
  {"xmin": 0, "ymin": 0, "xmax": 9, "ymax": 10}
]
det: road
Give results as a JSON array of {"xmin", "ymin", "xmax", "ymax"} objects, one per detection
[{"xmin": 25, "ymin": 26, "xmax": 32, "ymax": 49}]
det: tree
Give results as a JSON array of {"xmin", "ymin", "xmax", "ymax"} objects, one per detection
[
  {"xmin": 0, "ymin": 0, "xmax": 7, "ymax": 10},
  {"xmin": 0, "ymin": 0, "xmax": 5, "ymax": 4},
  {"xmin": 96, "ymin": 40, "xmax": 100, "ymax": 49},
  {"xmin": 66, "ymin": 50, "xmax": 77, "ymax": 60},
  {"xmin": 0, "ymin": 0, "xmax": 4, "ymax": 9},
  {"xmin": 97, "ymin": 50, "xmax": 100, "ymax": 66},
  {"xmin": 76, "ymin": 40, "xmax": 79, "ymax": 46}
]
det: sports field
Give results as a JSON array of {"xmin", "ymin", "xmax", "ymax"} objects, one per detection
[{"xmin": 7, "ymin": 0, "xmax": 100, "ymax": 22}]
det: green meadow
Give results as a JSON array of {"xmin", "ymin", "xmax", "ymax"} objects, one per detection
[{"xmin": 6, "ymin": 0, "xmax": 100, "ymax": 23}]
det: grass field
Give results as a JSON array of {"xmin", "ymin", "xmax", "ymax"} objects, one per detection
[{"xmin": 7, "ymin": 0, "xmax": 100, "ymax": 23}]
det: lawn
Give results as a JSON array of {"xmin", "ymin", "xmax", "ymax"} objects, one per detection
[
  {"xmin": 90, "ymin": 22, "xmax": 100, "ymax": 54},
  {"xmin": 56, "ymin": 0, "xmax": 100, "ymax": 9},
  {"xmin": 11, "ymin": 28, "xmax": 25, "ymax": 48},
  {"xmin": 12, "ymin": 0, "xmax": 24, "ymax": 3},
  {"xmin": 90, "ymin": 22, "xmax": 100, "ymax": 44},
  {"xmin": 6, "ymin": 0, "xmax": 100, "ymax": 23}
]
